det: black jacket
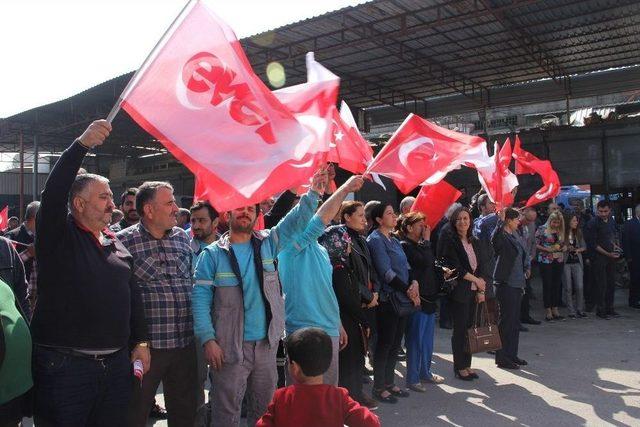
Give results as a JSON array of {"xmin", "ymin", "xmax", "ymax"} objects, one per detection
[
  {"xmin": 0, "ymin": 236, "xmax": 29, "ymax": 319},
  {"xmin": 32, "ymin": 140, "xmax": 148, "ymax": 349},
  {"xmin": 437, "ymin": 231, "xmax": 484, "ymax": 303},
  {"xmin": 332, "ymin": 264, "xmax": 368, "ymax": 327},
  {"xmin": 400, "ymin": 238, "xmax": 442, "ymax": 314},
  {"xmin": 346, "ymin": 226, "xmax": 378, "ymax": 302},
  {"xmin": 491, "ymin": 222, "xmax": 528, "ymax": 285},
  {"xmin": 6, "ymin": 224, "xmax": 34, "ymax": 282}
]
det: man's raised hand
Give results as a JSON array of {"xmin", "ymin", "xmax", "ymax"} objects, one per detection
[{"xmin": 78, "ymin": 120, "xmax": 112, "ymax": 149}]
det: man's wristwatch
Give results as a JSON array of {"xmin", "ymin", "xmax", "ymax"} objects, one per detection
[{"xmin": 136, "ymin": 341, "xmax": 150, "ymax": 348}]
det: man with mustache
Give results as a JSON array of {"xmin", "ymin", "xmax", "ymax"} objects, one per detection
[
  {"xmin": 192, "ymin": 168, "xmax": 327, "ymax": 427},
  {"xmin": 118, "ymin": 181, "xmax": 198, "ymax": 427},
  {"xmin": 30, "ymin": 120, "xmax": 150, "ymax": 426}
]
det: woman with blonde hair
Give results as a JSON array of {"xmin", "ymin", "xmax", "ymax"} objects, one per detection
[{"xmin": 535, "ymin": 211, "xmax": 566, "ymax": 321}]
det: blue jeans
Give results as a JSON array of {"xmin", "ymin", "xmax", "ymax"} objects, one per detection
[
  {"xmin": 405, "ymin": 311, "xmax": 436, "ymax": 385},
  {"xmin": 32, "ymin": 346, "xmax": 131, "ymax": 427}
]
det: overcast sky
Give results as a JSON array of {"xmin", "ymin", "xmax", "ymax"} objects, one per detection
[{"xmin": 0, "ymin": 0, "xmax": 365, "ymax": 118}]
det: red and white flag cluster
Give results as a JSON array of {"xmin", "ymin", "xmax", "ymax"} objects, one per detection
[{"xmin": 115, "ymin": 0, "xmax": 560, "ymax": 213}]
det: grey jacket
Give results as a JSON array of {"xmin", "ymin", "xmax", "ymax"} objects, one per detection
[{"xmin": 563, "ymin": 232, "xmax": 587, "ymax": 266}]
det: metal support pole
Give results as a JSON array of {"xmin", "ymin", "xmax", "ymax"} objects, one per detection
[
  {"xmin": 33, "ymin": 134, "xmax": 39, "ymax": 200},
  {"xmin": 19, "ymin": 132, "xmax": 24, "ymax": 222},
  {"xmin": 566, "ymin": 95, "xmax": 571, "ymax": 125},
  {"xmin": 602, "ymin": 129, "xmax": 610, "ymax": 201}
]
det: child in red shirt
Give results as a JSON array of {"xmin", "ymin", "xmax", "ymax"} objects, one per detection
[{"xmin": 256, "ymin": 327, "xmax": 380, "ymax": 427}]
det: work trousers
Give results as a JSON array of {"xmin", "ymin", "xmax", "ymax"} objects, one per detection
[
  {"xmin": 495, "ymin": 286, "xmax": 523, "ymax": 363},
  {"xmin": 128, "ymin": 343, "xmax": 199, "ymax": 427},
  {"xmin": 405, "ymin": 311, "xmax": 436, "ymax": 386},
  {"xmin": 373, "ymin": 302, "xmax": 407, "ymax": 389},
  {"xmin": 211, "ymin": 340, "xmax": 277, "ymax": 427}
]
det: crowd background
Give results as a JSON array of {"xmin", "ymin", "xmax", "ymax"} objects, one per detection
[{"xmin": 0, "ymin": 120, "xmax": 639, "ymax": 427}]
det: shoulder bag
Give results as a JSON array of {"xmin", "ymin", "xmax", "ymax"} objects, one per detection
[{"xmin": 466, "ymin": 301, "xmax": 502, "ymax": 354}]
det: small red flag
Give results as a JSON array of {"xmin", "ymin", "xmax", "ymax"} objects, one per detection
[
  {"xmin": 411, "ymin": 181, "xmax": 462, "ymax": 229},
  {"xmin": 477, "ymin": 140, "xmax": 519, "ymax": 209},
  {"xmin": 512, "ymin": 136, "xmax": 537, "ymax": 175},
  {"xmin": 0, "ymin": 206, "xmax": 8, "ymax": 230},
  {"xmin": 328, "ymin": 101, "xmax": 373, "ymax": 174},
  {"xmin": 366, "ymin": 114, "xmax": 485, "ymax": 194}
]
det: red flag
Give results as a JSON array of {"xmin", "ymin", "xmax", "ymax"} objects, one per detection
[
  {"xmin": 328, "ymin": 101, "xmax": 373, "ymax": 174},
  {"xmin": 512, "ymin": 136, "xmax": 537, "ymax": 175},
  {"xmin": 525, "ymin": 161, "xmax": 561, "ymax": 207},
  {"xmin": 120, "ymin": 1, "xmax": 338, "ymax": 212},
  {"xmin": 511, "ymin": 137, "xmax": 561, "ymax": 206},
  {"xmin": 477, "ymin": 140, "xmax": 518, "ymax": 209},
  {"xmin": 411, "ymin": 181, "xmax": 462, "ymax": 229},
  {"xmin": 0, "ymin": 206, "xmax": 8, "ymax": 231},
  {"xmin": 365, "ymin": 114, "xmax": 485, "ymax": 194}
]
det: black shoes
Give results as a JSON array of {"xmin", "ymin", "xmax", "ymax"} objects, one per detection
[
  {"xmin": 454, "ymin": 370, "xmax": 474, "ymax": 381},
  {"xmin": 513, "ymin": 357, "xmax": 528, "ymax": 366},
  {"xmin": 521, "ymin": 317, "xmax": 541, "ymax": 325},
  {"xmin": 149, "ymin": 403, "xmax": 168, "ymax": 420},
  {"xmin": 608, "ymin": 311, "xmax": 621, "ymax": 317},
  {"xmin": 386, "ymin": 386, "xmax": 410, "ymax": 398},
  {"xmin": 372, "ymin": 388, "xmax": 398, "ymax": 404},
  {"xmin": 596, "ymin": 312, "xmax": 611, "ymax": 320},
  {"xmin": 577, "ymin": 311, "xmax": 588, "ymax": 318},
  {"xmin": 496, "ymin": 359, "xmax": 520, "ymax": 370},
  {"xmin": 630, "ymin": 303, "xmax": 640, "ymax": 309},
  {"xmin": 519, "ymin": 325, "xmax": 529, "ymax": 332}
]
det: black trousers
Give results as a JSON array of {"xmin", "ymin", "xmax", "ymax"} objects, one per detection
[
  {"xmin": 450, "ymin": 294, "xmax": 474, "ymax": 371},
  {"xmin": 496, "ymin": 286, "xmax": 523, "ymax": 363},
  {"xmin": 128, "ymin": 343, "xmax": 199, "ymax": 427},
  {"xmin": 593, "ymin": 254, "xmax": 616, "ymax": 315},
  {"xmin": 439, "ymin": 296, "xmax": 451, "ymax": 327},
  {"xmin": 520, "ymin": 277, "xmax": 533, "ymax": 321},
  {"xmin": 583, "ymin": 257, "xmax": 594, "ymax": 308},
  {"xmin": 339, "ymin": 318, "xmax": 365, "ymax": 401},
  {"xmin": 373, "ymin": 302, "xmax": 406, "ymax": 389},
  {"xmin": 540, "ymin": 262, "xmax": 564, "ymax": 309},
  {"xmin": 629, "ymin": 261, "xmax": 640, "ymax": 306}
]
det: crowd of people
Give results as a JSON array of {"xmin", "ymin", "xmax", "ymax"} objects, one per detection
[{"xmin": 1, "ymin": 120, "xmax": 639, "ymax": 427}]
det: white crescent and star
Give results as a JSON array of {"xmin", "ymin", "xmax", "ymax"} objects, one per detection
[{"xmin": 398, "ymin": 136, "xmax": 436, "ymax": 169}]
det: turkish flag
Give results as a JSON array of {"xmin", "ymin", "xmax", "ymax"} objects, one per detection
[
  {"xmin": 328, "ymin": 101, "xmax": 373, "ymax": 174},
  {"xmin": 512, "ymin": 136, "xmax": 537, "ymax": 175},
  {"xmin": 510, "ymin": 136, "xmax": 561, "ymax": 206},
  {"xmin": 411, "ymin": 181, "xmax": 462, "ymax": 229},
  {"xmin": 0, "ymin": 206, "xmax": 7, "ymax": 231},
  {"xmin": 120, "ymin": 1, "xmax": 338, "ymax": 212},
  {"xmin": 477, "ymin": 140, "xmax": 519, "ymax": 209},
  {"xmin": 365, "ymin": 114, "xmax": 485, "ymax": 194}
]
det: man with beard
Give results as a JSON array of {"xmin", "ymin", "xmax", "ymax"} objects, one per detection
[
  {"xmin": 110, "ymin": 188, "xmax": 140, "ymax": 232},
  {"xmin": 190, "ymin": 201, "xmax": 220, "ymax": 258},
  {"xmin": 192, "ymin": 168, "xmax": 327, "ymax": 427},
  {"xmin": 118, "ymin": 181, "xmax": 198, "ymax": 427},
  {"xmin": 31, "ymin": 120, "xmax": 149, "ymax": 426}
]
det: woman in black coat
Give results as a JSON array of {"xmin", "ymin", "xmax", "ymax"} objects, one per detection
[
  {"xmin": 437, "ymin": 207, "xmax": 487, "ymax": 381},
  {"xmin": 319, "ymin": 225, "xmax": 373, "ymax": 408},
  {"xmin": 491, "ymin": 208, "xmax": 530, "ymax": 370}
]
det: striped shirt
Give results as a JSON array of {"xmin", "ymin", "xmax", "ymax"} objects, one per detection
[{"xmin": 117, "ymin": 223, "xmax": 194, "ymax": 349}]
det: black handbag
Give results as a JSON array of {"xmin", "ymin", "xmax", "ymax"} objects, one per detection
[{"xmin": 389, "ymin": 290, "xmax": 418, "ymax": 317}]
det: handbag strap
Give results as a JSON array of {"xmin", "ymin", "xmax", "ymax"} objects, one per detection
[{"xmin": 472, "ymin": 301, "xmax": 490, "ymax": 329}]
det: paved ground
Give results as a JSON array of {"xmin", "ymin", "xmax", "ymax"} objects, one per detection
[
  {"xmin": 23, "ymin": 280, "xmax": 638, "ymax": 426},
  {"xmin": 143, "ymin": 283, "xmax": 640, "ymax": 427}
]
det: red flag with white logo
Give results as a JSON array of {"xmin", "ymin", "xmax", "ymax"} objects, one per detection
[
  {"xmin": 0, "ymin": 206, "xmax": 8, "ymax": 231},
  {"xmin": 119, "ymin": 1, "xmax": 338, "ymax": 211},
  {"xmin": 365, "ymin": 114, "xmax": 485, "ymax": 194},
  {"xmin": 411, "ymin": 181, "xmax": 462, "ymax": 229},
  {"xmin": 511, "ymin": 137, "xmax": 560, "ymax": 206},
  {"xmin": 328, "ymin": 101, "xmax": 373, "ymax": 174}
]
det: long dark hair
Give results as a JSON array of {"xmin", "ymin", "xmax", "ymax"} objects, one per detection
[
  {"xmin": 449, "ymin": 206, "xmax": 473, "ymax": 240},
  {"xmin": 564, "ymin": 213, "xmax": 583, "ymax": 243}
]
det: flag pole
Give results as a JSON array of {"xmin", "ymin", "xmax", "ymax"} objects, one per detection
[{"xmin": 106, "ymin": 0, "xmax": 197, "ymax": 123}]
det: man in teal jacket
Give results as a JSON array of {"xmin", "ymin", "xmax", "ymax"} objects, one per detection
[
  {"xmin": 192, "ymin": 169, "xmax": 327, "ymax": 427},
  {"xmin": 277, "ymin": 175, "xmax": 364, "ymax": 386}
]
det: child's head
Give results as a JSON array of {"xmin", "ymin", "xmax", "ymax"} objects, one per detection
[{"xmin": 286, "ymin": 327, "xmax": 332, "ymax": 383}]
